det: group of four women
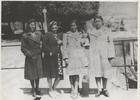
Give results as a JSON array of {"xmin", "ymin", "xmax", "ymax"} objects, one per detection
[{"xmin": 21, "ymin": 16, "xmax": 115, "ymax": 99}]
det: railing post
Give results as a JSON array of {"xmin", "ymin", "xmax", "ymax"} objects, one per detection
[
  {"xmin": 122, "ymin": 41, "xmax": 128, "ymax": 90},
  {"xmin": 42, "ymin": 8, "xmax": 48, "ymax": 33}
]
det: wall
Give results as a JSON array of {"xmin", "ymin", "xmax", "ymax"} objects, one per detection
[{"xmin": 99, "ymin": 2, "xmax": 138, "ymax": 32}]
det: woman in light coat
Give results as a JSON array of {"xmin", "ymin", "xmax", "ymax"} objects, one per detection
[{"xmin": 63, "ymin": 20, "xmax": 88, "ymax": 99}]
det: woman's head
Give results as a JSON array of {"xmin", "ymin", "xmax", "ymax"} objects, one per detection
[
  {"xmin": 94, "ymin": 16, "xmax": 104, "ymax": 29},
  {"xmin": 70, "ymin": 20, "xmax": 77, "ymax": 32},
  {"xmin": 49, "ymin": 21, "xmax": 58, "ymax": 33},
  {"xmin": 26, "ymin": 19, "xmax": 36, "ymax": 32}
]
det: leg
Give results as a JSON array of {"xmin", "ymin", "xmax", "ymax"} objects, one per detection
[
  {"xmin": 30, "ymin": 80, "xmax": 35, "ymax": 89},
  {"xmin": 47, "ymin": 77, "xmax": 56, "ymax": 98},
  {"xmin": 102, "ymin": 77, "xmax": 107, "ymax": 89},
  {"xmin": 102, "ymin": 77, "xmax": 109, "ymax": 97},
  {"xmin": 35, "ymin": 79, "xmax": 39, "ymax": 90},
  {"xmin": 30, "ymin": 80, "xmax": 36, "ymax": 97},
  {"xmin": 52, "ymin": 76, "xmax": 60, "ymax": 90},
  {"xmin": 52, "ymin": 76, "xmax": 61, "ymax": 96},
  {"xmin": 47, "ymin": 77, "xmax": 53, "ymax": 91},
  {"xmin": 95, "ymin": 77, "xmax": 102, "ymax": 97},
  {"xmin": 69, "ymin": 75, "xmax": 75, "ymax": 97},
  {"xmin": 95, "ymin": 77, "xmax": 102, "ymax": 91},
  {"xmin": 71, "ymin": 75, "xmax": 79, "ymax": 99},
  {"xmin": 74, "ymin": 75, "xmax": 79, "ymax": 94},
  {"xmin": 35, "ymin": 78, "xmax": 41, "ymax": 95}
]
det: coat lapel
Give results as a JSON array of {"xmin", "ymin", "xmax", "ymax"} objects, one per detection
[{"xmin": 25, "ymin": 31, "xmax": 41, "ymax": 44}]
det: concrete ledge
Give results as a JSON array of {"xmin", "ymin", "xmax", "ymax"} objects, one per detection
[{"xmin": 1, "ymin": 42, "xmax": 21, "ymax": 47}]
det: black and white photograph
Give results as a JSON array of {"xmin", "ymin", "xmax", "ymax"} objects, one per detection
[{"xmin": 0, "ymin": 0, "xmax": 139, "ymax": 100}]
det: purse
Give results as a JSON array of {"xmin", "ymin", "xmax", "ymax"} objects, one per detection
[{"xmin": 80, "ymin": 74, "xmax": 89, "ymax": 97}]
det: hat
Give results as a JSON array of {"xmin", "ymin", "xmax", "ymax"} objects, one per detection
[{"xmin": 49, "ymin": 21, "xmax": 57, "ymax": 27}]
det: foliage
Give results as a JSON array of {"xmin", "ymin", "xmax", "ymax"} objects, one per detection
[
  {"xmin": 2, "ymin": 1, "xmax": 99, "ymax": 32},
  {"xmin": 2, "ymin": 1, "xmax": 99, "ymax": 22}
]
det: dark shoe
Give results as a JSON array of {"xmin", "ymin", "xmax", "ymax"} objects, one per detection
[
  {"xmin": 34, "ymin": 97, "xmax": 41, "ymax": 100},
  {"xmin": 102, "ymin": 89, "xmax": 109, "ymax": 97},
  {"xmin": 36, "ymin": 89, "xmax": 41, "ymax": 95}
]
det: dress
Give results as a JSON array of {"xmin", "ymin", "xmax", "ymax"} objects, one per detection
[
  {"xmin": 63, "ymin": 31, "xmax": 88, "ymax": 76},
  {"xmin": 88, "ymin": 27, "xmax": 115, "ymax": 78},
  {"xmin": 42, "ymin": 32, "xmax": 63, "ymax": 78},
  {"xmin": 21, "ymin": 31, "xmax": 43, "ymax": 80}
]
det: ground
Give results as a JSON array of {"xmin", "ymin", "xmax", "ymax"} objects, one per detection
[
  {"xmin": 0, "ymin": 69, "xmax": 137, "ymax": 100},
  {"xmin": 1, "ymin": 42, "xmax": 137, "ymax": 100}
]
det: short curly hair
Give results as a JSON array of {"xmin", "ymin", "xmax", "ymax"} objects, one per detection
[{"xmin": 25, "ymin": 19, "xmax": 36, "ymax": 32}]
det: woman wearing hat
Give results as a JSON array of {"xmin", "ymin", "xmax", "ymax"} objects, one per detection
[
  {"xmin": 42, "ymin": 21, "xmax": 63, "ymax": 98},
  {"xmin": 21, "ymin": 19, "xmax": 43, "ymax": 97}
]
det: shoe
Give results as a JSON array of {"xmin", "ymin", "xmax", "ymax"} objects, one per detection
[
  {"xmin": 102, "ymin": 89, "xmax": 109, "ymax": 97},
  {"xmin": 53, "ymin": 90, "xmax": 61, "ymax": 96},
  {"xmin": 36, "ymin": 89, "xmax": 41, "ymax": 95},
  {"xmin": 48, "ymin": 91, "xmax": 56, "ymax": 98},
  {"xmin": 32, "ymin": 91, "xmax": 36, "ymax": 97},
  {"xmin": 34, "ymin": 97, "xmax": 41, "ymax": 100},
  {"xmin": 70, "ymin": 91, "xmax": 74, "ymax": 98},
  {"xmin": 72, "ymin": 92, "xmax": 79, "ymax": 99},
  {"xmin": 31, "ymin": 89, "xmax": 36, "ymax": 97},
  {"xmin": 95, "ymin": 91, "xmax": 101, "ymax": 97}
]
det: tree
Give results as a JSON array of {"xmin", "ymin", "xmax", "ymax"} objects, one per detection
[{"xmin": 2, "ymin": 1, "xmax": 100, "ymax": 31}]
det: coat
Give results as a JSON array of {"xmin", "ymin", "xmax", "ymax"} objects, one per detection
[
  {"xmin": 42, "ymin": 32, "xmax": 63, "ymax": 78},
  {"xmin": 88, "ymin": 27, "xmax": 115, "ymax": 78},
  {"xmin": 21, "ymin": 31, "xmax": 43, "ymax": 80},
  {"xmin": 62, "ymin": 31, "xmax": 88, "ymax": 76}
]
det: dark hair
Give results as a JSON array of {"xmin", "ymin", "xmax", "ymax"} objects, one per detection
[
  {"xmin": 25, "ymin": 19, "xmax": 36, "ymax": 32},
  {"xmin": 94, "ymin": 16, "xmax": 104, "ymax": 22},
  {"xmin": 70, "ymin": 20, "xmax": 77, "ymax": 26}
]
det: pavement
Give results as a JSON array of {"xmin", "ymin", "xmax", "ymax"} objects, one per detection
[{"xmin": 0, "ymin": 69, "xmax": 137, "ymax": 100}]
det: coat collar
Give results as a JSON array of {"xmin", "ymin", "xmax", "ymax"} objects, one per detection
[{"xmin": 24, "ymin": 31, "xmax": 41, "ymax": 44}]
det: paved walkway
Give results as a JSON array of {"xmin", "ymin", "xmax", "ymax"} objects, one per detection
[{"xmin": 0, "ymin": 69, "xmax": 137, "ymax": 100}]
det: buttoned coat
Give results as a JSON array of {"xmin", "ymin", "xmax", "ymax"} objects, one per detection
[{"xmin": 21, "ymin": 31, "xmax": 43, "ymax": 80}]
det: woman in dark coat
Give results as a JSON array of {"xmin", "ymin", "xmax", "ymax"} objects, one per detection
[
  {"xmin": 42, "ymin": 21, "xmax": 63, "ymax": 98},
  {"xmin": 21, "ymin": 19, "xmax": 43, "ymax": 97}
]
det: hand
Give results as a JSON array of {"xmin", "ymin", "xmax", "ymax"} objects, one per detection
[
  {"xmin": 108, "ymin": 57, "xmax": 114, "ymax": 62},
  {"xmin": 50, "ymin": 52, "xmax": 53, "ymax": 56},
  {"xmin": 64, "ymin": 59, "xmax": 69, "ymax": 67},
  {"xmin": 40, "ymin": 41, "xmax": 42, "ymax": 48},
  {"xmin": 57, "ymin": 39, "xmax": 62, "ymax": 45}
]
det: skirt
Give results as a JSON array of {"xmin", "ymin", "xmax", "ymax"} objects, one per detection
[
  {"xmin": 66, "ymin": 49, "xmax": 88, "ymax": 76},
  {"xmin": 88, "ymin": 46, "xmax": 112, "ymax": 79},
  {"xmin": 43, "ymin": 54, "xmax": 63, "ymax": 79},
  {"xmin": 24, "ymin": 55, "xmax": 43, "ymax": 80}
]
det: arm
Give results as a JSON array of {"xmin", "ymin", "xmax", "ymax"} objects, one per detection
[
  {"xmin": 42, "ymin": 33, "xmax": 51, "ymax": 54},
  {"xmin": 21, "ymin": 36, "xmax": 33, "ymax": 57},
  {"xmin": 107, "ymin": 34, "xmax": 115, "ymax": 61},
  {"xmin": 62, "ymin": 33, "xmax": 68, "ymax": 59}
]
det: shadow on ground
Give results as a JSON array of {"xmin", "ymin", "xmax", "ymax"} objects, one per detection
[{"xmin": 20, "ymin": 88, "xmax": 98, "ymax": 96}]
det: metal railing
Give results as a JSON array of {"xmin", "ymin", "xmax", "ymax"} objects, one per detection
[{"xmin": 113, "ymin": 37, "xmax": 137, "ymax": 90}]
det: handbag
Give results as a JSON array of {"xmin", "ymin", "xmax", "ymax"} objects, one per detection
[{"xmin": 80, "ymin": 74, "xmax": 89, "ymax": 97}]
